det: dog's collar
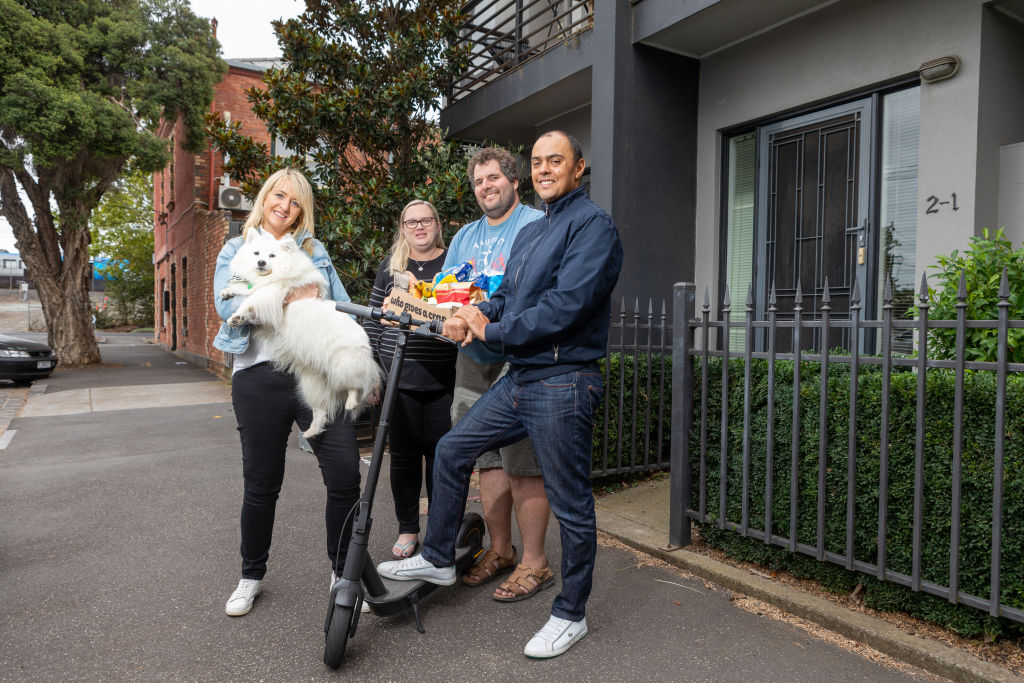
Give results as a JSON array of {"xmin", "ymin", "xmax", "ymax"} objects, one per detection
[{"xmin": 228, "ymin": 275, "xmax": 253, "ymax": 290}]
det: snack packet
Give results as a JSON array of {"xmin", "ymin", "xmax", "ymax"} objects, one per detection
[
  {"xmin": 432, "ymin": 262, "xmax": 473, "ymax": 287},
  {"xmin": 433, "ymin": 281, "xmax": 473, "ymax": 306},
  {"xmin": 487, "ymin": 273, "xmax": 503, "ymax": 298}
]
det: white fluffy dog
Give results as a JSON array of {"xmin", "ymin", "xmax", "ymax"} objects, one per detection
[{"xmin": 220, "ymin": 231, "xmax": 379, "ymax": 438}]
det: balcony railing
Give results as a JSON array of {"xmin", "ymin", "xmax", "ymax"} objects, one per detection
[{"xmin": 449, "ymin": 0, "xmax": 593, "ymax": 102}]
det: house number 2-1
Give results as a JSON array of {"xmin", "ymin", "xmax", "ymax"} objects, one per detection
[{"xmin": 925, "ymin": 193, "xmax": 959, "ymax": 214}]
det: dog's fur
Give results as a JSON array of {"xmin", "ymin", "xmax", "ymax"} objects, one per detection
[{"xmin": 220, "ymin": 231, "xmax": 379, "ymax": 438}]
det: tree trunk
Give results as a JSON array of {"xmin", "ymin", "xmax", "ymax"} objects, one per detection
[
  {"xmin": 38, "ymin": 209, "xmax": 102, "ymax": 365},
  {"xmin": 0, "ymin": 167, "xmax": 102, "ymax": 366},
  {"xmin": 38, "ymin": 278, "xmax": 101, "ymax": 366}
]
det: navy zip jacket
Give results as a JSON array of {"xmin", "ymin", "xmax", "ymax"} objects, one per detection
[{"xmin": 478, "ymin": 185, "xmax": 623, "ymax": 382}]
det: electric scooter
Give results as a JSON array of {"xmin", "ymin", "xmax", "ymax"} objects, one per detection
[{"xmin": 323, "ymin": 301, "xmax": 485, "ymax": 669}]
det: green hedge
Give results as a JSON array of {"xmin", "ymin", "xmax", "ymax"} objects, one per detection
[
  {"xmin": 593, "ymin": 353, "xmax": 672, "ymax": 472},
  {"xmin": 691, "ymin": 357, "xmax": 1024, "ymax": 638}
]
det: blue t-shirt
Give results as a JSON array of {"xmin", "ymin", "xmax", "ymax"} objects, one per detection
[{"xmin": 443, "ymin": 202, "xmax": 543, "ymax": 364}]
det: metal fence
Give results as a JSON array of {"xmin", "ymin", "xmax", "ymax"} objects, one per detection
[
  {"xmin": 668, "ymin": 273, "xmax": 1024, "ymax": 623},
  {"xmin": 592, "ymin": 296, "xmax": 672, "ymax": 477},
  {"xmin": 449, "ymin": 0, "xmax": 593, "ymax": 102}
]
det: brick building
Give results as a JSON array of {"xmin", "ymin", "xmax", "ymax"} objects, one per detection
[{"xmin": 153, "ymin": 58, "xmax": 280, "ymax": 373}]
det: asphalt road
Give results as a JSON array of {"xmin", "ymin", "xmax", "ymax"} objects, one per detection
[{"xmin": 0, "ymin": 335, "xmax": 922, "ymax": 681}]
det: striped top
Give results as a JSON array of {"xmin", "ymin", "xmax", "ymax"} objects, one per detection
[{"xmin": 363, "ymin": 252, "xmax": 457, "ymax": 392}]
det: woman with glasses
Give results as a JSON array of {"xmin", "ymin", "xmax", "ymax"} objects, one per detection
[{"xmin": 363, "ymin": 199, "xmax": 458, "ymax": 560}]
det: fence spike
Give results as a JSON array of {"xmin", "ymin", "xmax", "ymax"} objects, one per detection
[
  {"xmin": 768, "ymin": 283, "xmax": 777, "ymax": 310},
  {"xmin": 746, "ymin": 283, "xmax": 754, "ymax": 308},
  {"xmin": 821, "ymin": 277, "xmax": 831, "ymax": 307},
  {"xmin": 634, "ymin": 296, "xmax": 640, "ymax": 315},
  {"xmin": 957, "ymin": 270, "xmax": 967, "ymax": 301},
  {"xmin": 648, "ymin": 298, "xmax": 654, "ymax": 316},
  {"xmin": 723, "ymin": 286, "xmax": 731, "ymax": 310},
  {"xmin": 999, "ymin": 267, "xmax": 1010, "ymax": 300},
  {"xmin": 794, "ymin": 280, "xmax": 803, "ymax": 308},
  {"xmin": 620, "ymin": 297, "xmax": 626, "ymax": 313},
  {"xmin": 661, "ymin": 298, "xmax": 666, "ymax": 316},
  {"xmin": 883, "ymin": 276, "xmax": 893, "ymax": 305},
  {"xmin": 918, "ymin": 271, "xmax": 929, "ymax": 303},
  {"xmin": 851, "ymin": 274, "xmax": 862, "ymax": 307},
  {"xmin": 703, "ymin": 286, "xmax": 710, "ymax": 311}
]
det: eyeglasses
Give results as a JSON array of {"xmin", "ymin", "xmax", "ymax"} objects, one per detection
[{"xmin": 403, "ymin": 217, "xmax": 436, "ymax": 229}]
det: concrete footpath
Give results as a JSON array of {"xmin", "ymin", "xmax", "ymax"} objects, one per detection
[
  {"xmin": 595, "ymin": 483, "xmax": 1022, "ymax": 683},
  {"xmin": 0, "ymin": 333, "xmax": 1015, "ymax": 681}
]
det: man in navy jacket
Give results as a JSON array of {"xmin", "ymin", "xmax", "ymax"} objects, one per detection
[{"xmin": 378, "ymin": 131, "xmax": 623, "ymax": 659}]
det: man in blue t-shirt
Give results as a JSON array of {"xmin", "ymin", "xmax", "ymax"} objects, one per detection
[{"xmin": 440, "ymin": 147, "xmax": 551, "ymax": 600}]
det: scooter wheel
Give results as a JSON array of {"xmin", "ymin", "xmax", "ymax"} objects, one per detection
[
  {"xmin": 323, "ymin": 604, "xmax": 353, "ymax": 669},
  {"xmin": 457, "ymin": 512, "xmax": 486, "ymax": 551}
]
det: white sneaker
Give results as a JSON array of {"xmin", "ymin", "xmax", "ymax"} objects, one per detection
[
  {"xmin": 523, "ymin": 615, "xmax": 588, "ymax": 658},
  {"xmin": 225, "ymin": 578, "xmax": 262, "ymax": 617},
  {"xmin": 331, "ymin": 571, "xmax": 371, "ymax": 613},
  {"xmin": 376, "ymin": 554, "xmax": 456, "ymax": 586}
]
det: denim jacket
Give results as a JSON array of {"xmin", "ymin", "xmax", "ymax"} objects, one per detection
[{"xmin": 212, "ymin": 228, "xmax": 351, "ymax": 355}]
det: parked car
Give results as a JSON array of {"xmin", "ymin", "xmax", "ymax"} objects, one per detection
[{"xmin": 0, "ymin": 334, "xmax": 58, "ymax": 385}]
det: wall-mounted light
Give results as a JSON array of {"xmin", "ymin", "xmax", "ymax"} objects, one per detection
[{"xmin": 918, "ymin": 56, "xmax": 960, "ymax": 84}]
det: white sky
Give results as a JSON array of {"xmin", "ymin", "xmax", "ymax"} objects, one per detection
[
  {"xmin": 189, "ymin": 0, "xmax": 304, "ymax": 59},
  {"xmin": 0, "ymin": 0, "xmax": 301, "ymax": 252}
]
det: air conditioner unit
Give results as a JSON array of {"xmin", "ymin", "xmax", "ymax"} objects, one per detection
[{"xmin": 218, "ymin": 182, "xmax": 253, "ymax": 212}]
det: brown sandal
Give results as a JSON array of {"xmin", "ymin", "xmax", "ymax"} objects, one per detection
[
  {"xmin": 461, "ymin": 547, "xmax": 517, "ymax": 586},
  {"xmin": 492, "ymin": 565, "xmax": 555, "ymax": 602}
]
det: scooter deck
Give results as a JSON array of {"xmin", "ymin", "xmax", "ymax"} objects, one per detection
[{"xmin": 363, "ymin": 540, "xmax": 484, "ymax": 616}]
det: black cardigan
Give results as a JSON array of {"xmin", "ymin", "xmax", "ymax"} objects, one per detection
[{"xmin": 362, "ymin": 252, "xmax": 457, "ymax": 392}]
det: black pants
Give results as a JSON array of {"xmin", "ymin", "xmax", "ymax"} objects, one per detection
[
  {"xmin": 232, "ymin": 363, "xmax": 361, "ymax": 579},
  {"xmin": 389, "ymin": 388, "xmax": 453, "ymax": 535}
]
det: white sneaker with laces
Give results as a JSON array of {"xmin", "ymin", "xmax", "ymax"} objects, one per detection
[
  {"xmin": 523, "ymin": 615, "xmax": 588, "ymax": 658},
  {"xmin": 376, "ymin": 554, "xmax": 455, "ymax": 586},
  {"xmin": 225, "ymin": 578, "xmax": 262, "ymax": 617},
  {"xmin": 331, "ymin": 571, "xmax": 371, "ymax": 613}
]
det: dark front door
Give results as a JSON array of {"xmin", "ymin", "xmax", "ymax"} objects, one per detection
[
  {"xmin": 170, "ymin": 263, "xmax": 177, "ymax": 351},
  {"xmin": 756, "ymin": 99, "xmax": 872, "ymax": 351}
]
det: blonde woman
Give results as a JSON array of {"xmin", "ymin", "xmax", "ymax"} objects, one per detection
[
  {"xmin": 363, "ymin": 199, "xmax": 457, "ymax": 560},
  {"xmin": 212, "ymin": 168, "xmax": 361, "ymax": 617}
]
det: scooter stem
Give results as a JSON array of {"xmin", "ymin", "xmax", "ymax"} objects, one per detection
[{"xmin": 338, "ymin": 312, "xmax": 413, "ymax": 583}]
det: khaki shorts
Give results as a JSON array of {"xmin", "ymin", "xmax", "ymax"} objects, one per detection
[{"xmin": 451, "ymin": 353, "xmax": 541, "ymax": 477}]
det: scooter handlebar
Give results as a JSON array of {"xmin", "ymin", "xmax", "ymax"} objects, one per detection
[
  {"xmin": 334, "ymin": 300, "xmax": 377, "ymax": 320},
  {"xmin": 335, "ymin": 300, "xmax": 453, "ymax": 343}
]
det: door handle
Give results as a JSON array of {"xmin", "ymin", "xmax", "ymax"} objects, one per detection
[{"xmin": 857, "ymin": 219, "xmax": 868, "ymax": 265}]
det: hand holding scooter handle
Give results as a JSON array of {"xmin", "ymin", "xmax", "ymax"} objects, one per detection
[{"xmin": 411, "ymin": 319, "xmax": 456, "ymax": 345}]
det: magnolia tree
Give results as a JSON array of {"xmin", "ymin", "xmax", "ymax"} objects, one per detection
[
  {"xmin": 205, "ymin": 0, "xmax": 479, "ymax": 302},
  {"xmin": 0, "ymin": 0, "xmax": 223, "ymax": 363}
]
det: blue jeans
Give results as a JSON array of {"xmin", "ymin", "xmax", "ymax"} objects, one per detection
[{"xmin": 424, "ymin": 367, "xmax": 604, "ymax": 622}]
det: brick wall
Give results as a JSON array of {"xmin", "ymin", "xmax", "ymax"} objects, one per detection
[
  {"xmin": 154, "ymin": 208, "xmax": 230, "ymax": 372},
  {"xmin": 153, "ymin": 62, "xmax": 272, "ymax": 375}
]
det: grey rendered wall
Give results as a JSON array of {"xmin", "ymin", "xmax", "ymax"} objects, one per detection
[
  {"xmin": 1000, "ymin": 143, "xmax": 1024, "ymax": 245},
  {"xmin": 693, "ymin": 0, "xmax": 987, "ymax": 300},
  {"xmin": 977, "ymin": 8, "xmax": 1024, "ymax": 244},
  {"xmin": 534, "ymin": 105, "xmax": 592, "ymax": 166},
  {"xmin": 583, "ymin": 0, "xmax": 700, "ymax": 304}
]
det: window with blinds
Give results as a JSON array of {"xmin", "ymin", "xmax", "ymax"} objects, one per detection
[
  {"xmin": 726, "ymin": 132, "xmax": 756, "ymax": 351},
  {"xmin": 879, "ymin": 86, "xmax": 921, "ymax": 353}
]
